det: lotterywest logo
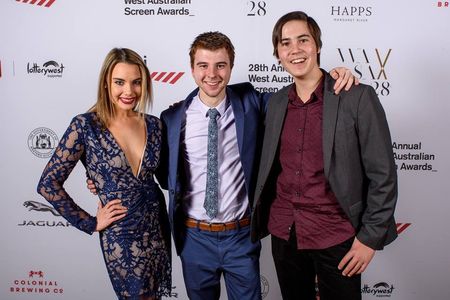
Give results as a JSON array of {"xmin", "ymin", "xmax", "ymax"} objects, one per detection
[
  {"xmin": 337, "ymin": 48, "xmax": 392, "ymax": 97},
  {"xmin": 362, "ymin": 282, "xmax": 395, "ymax": 297},
  {"xmin": 28, "ymin": 127, "xmax": 58, "ymax": 158},
  {"xmin": 331, "ymin": 5, "xmax": 372, "ymax": 22},
  {"xmin": 10, "ymin": 270, "xmax": 64, "ymax": 295},
  {"xmin": 437, "ymin": 1, "xmax": 449, "ymax": 7},
  {"xmin": 27, "ymin": 60, "xmax": 65, "ymax": 78},
  {"xmin": 260, "ymin": 275, "xmax": 269, "ymax": 299},
  {"xmin": 19, "ymin": 200, "xmax": 70, "ymax": 228},
  {"xmin": 16, "ymin": 0, "xmax": 57, "ymax": 8}
]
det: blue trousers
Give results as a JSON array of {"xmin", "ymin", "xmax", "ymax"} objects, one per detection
[{"xmin": 180, "ymin": 225, "xmax": 262, "ymax": 300}]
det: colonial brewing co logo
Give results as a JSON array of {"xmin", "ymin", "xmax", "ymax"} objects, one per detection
[
  {"xmin": 337, "ymin": 48, "xmax": 392, "ymax": 97},
  {"xmin": 27, "ymin": 60, "xmax": 65, "ymax": 78},
  {"xmin": 10, "ymin": 270, "xmax": 64, "ymax": 295},
  {"xmin": 16, "ymin": 0, "xmax": 57, "ymax": 8},
  {"xmin": 28, "ymin": 127, "xmax": 58, "ymax": 158}
]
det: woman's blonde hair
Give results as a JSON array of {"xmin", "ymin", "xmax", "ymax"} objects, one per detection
[{"xmin": 90, "ymin": 48, "xmax": 152, "ymax": 127}]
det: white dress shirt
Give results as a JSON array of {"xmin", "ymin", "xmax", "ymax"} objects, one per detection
[{"xmin": 180, "ymin": 94, "xmax": 249, "ymax": 222}]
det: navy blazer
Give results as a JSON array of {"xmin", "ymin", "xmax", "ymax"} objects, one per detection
[
  {"xmin": 157, "ymin": 82, "xmax": 269, "ymax": 255},
  {"xmin": 251, "ymin": 73, "xmax": 398, "ymax": 250}
]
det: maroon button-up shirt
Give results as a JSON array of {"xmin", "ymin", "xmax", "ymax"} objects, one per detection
[{"xmin": 268, "ymin": 76, "xmax": 355, "ymax": 249}]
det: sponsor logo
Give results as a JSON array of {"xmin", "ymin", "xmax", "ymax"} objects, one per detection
[
  {"xmin": 260, "ymin": 275, "xmax": 269, "ymax": 298},
  {"xmin": 142, "ymin": 55, "xmax": 184, "ymax": 84},
  {"xmin": 437, "ymin": 1, "xmax": 449, "ymax": 7},
  {"xmin": 23, "ymin": 201, "xmax": 61, "ymax": 216},
  {"xmin": 337, "ymin": 48, "xmax": 392, "ymax": 96},
  {"xmin": 19, "ymin": 200, "xmax": 70, "ymax": 228},
  {"xmin": 27, "ymin": 60, "xmax": 65, "ymax": 78},
  {"xmin": 10, "ymin": 270, "xmax": 64, "ymax": 294},
  {"xmin": 28, "ymin": 127, "xmax": 58, "ymax": 158},
  {"xmin": 331, "ymin": 5, "xmax": 372, "ymax": 22},
  {"xmin": 151, "ymin": 71, "xmax": 184, "ymax": 84},
  {"xmin": 362, "ymin": 282, "xmax": 395, "ymax": 297},
  {"xmin": 396, "ymin": 223, "xmax": 411, "ymax": 235},
  {"xmin": 16, "ymin": 0, "xmax": 57, "ymax": 8}
]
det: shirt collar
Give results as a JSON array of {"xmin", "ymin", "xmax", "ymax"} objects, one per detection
[
  {"xmin": 192, "ymin": 93, "xmax": 229, "ymax": 118},
  {"xmin": 288, "ymin": 72, "xmax": 325, "ymax": 105}
]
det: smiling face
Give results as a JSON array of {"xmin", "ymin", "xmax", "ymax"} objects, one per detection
[
  {"xmin": 277, "ymin": 20, "xmax": 321, "ymax": 80},
  {"xmin": 191, "ymin": 47, "xmax": 232, "ymax": 107},
  {"xmin": 109, "ymin": 62, "xmax": 142, "ymax": 113}
]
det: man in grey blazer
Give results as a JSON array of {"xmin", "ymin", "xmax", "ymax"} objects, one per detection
[{"xmin": 250, "ymin": 11, "xmax": 398, "ymax": 300}]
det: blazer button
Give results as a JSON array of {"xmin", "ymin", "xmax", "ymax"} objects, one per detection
[{"xmin": 170, "ymin": 190, "xmax": 174, "ymax": 195}]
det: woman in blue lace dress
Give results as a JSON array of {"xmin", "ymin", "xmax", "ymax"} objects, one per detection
[{"xmin": 37, "ymin": 48, "xmax": 171, "ymax": 300}]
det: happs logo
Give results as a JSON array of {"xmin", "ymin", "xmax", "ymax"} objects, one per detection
[
  {"xmin": 331, "ymin": 5, "xmax": 372, "ymax": 22},
  {"xmin": 337, "ymin": 48, "xmax": 392, "ymax": 96},
  {"xmin": 362, "ymin": 282, "xmax": 395, "ymax": 297},
  {"xmin": 16, "ymin": 0, "xmax": 57, "ymax": 8},
  {"xmin": 27, "ymin": 60, "xmax": 65, "ymax": 78},
  {"xmin": 10, "ymin": 270, "xmax": 64, "ymax": 295},
  {"xmin": 28, "ymin": 127, "xmax": 59, "ymax": 158}
]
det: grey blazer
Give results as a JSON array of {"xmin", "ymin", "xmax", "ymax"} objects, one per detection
[{"xmin": 250, "ymin": 73, "xmax": 398, "ymax": 250}]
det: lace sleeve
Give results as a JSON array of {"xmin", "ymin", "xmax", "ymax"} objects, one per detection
[{"xmin": 37, "ymin": 116, "xmax": 97, "ymax": 234}]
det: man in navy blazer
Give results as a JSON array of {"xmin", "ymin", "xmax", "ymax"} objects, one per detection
[
  {"xmin": 250, "ymin": 12, "xmax": 398, "ymax": 300},
  {"xmin": 157, "ymin": 31, "xmax": 357, "ymax": 300},
  {"xmin": 157, "ymin": 32, "xmax": 268, "ymax": 300}
]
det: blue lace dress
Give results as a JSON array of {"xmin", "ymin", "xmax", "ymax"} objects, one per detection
[{"xmin": 37, "ymin": 112, "xmax": 171, "ymax": 299}]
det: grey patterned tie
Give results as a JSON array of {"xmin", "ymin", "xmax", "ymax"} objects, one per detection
[{"xmin": 204, "ymin": 108, "xmax": 220, "ymax": 219}]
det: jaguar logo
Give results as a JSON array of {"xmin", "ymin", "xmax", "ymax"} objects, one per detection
[{"xmin": 23, "ymin": 201, "xmax": 60, "ymax": 216}]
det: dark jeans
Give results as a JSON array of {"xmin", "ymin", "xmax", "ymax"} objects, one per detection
[{"xmin": 271, "ymin": 231, "xmax": 361, "ymax": 300}]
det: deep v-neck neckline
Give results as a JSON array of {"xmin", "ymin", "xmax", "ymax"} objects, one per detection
[{"xmin": 105, "ymin": 116, "xmax": 148, "ymax": 180}]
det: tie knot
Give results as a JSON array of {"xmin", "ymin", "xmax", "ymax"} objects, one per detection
[{"xmin": 207, "ymin": 108, "xmax": 220, "ymax": 120}]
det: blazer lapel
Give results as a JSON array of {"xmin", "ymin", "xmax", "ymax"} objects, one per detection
[
  {"xmin": 168, "ymin": 90, "xmax": 197, "ymax": 188},
  {"xmin": 259, "ymin": 87, "xmax": 289, "ymax": 182},
  {"xmin": 227, "ymin": 88, "xmax": 245, "ymax": 155},
  {"xmin": 322, "ymin": 74, "xmax": 340, "ymax": 178}
]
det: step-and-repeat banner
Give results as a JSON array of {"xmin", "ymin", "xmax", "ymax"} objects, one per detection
[{"xmin": 1, "ymin": 1, "xmax": 449, "ymax": 299}]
